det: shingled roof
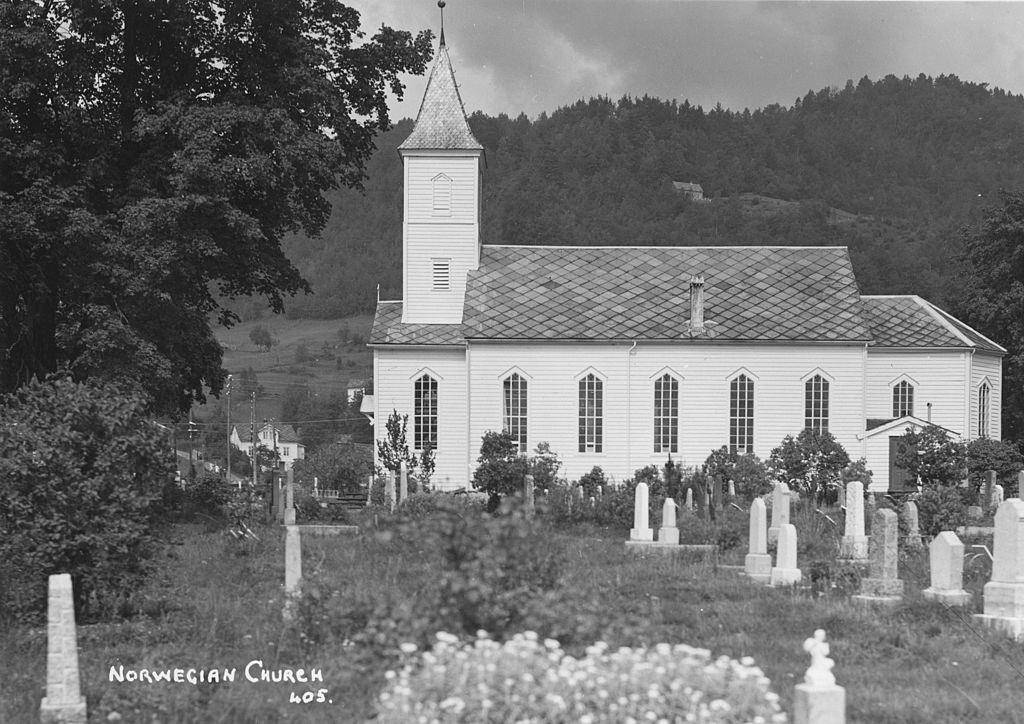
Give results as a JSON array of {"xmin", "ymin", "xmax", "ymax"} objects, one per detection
[
  {"xmin": 398, "ymin": 44, "xmax": 482, "ymax": 151},
  {"xmin": 461, "ymin": 245, "xmax": 872, "ymax": 341},
  {"xmin": 861, "ymin": 296, "xmax": 1005, "ymax": 353}
]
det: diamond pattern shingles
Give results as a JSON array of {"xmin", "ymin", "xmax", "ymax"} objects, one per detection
[
  {"xmin": 462, "ymin": 246, "xmax": 873, "ymax": 341},
  {"xmin": 370, "ymin": 301, "xmax": 464, "ymax": 345},
  {"xmin": 398, "ymin": 45, "xmax": 482, "ymax": 151},
  {"xmin": 862, "ymin": 296, "xmax": 1006, "ymax": 353}
]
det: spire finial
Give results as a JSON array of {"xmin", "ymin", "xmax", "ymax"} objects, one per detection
[{"xmin": 438, "ymin": 1, "xmax": 446, "ymax": 47}]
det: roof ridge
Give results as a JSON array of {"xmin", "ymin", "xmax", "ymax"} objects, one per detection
[
  {"xmin": 912, "ymin": 296, "xmax": 975, "ymax": 347},
  {"xmin": 483, "ymin": 244, "xmax": 850, "ymax": 251},
  {"xmin": 921, "ymin": 299, "xmax": 1007, "ymax": 353}
]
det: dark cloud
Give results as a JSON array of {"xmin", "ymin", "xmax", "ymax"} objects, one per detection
[{"xmin": 355, "ymin": 1, "xmax": 1024, "ymax": 120}]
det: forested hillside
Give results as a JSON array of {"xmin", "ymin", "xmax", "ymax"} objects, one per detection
[{"xmin": 274, "ymin": 73, "xmax": 1024, "ymax": 320}]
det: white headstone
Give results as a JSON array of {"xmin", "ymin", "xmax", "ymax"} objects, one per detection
[
  {"xmin": 399, "ymin": 461, "xmax": 408, "ymax": 503},
  {"xmin": 524, "ymin": 474, "xmax": 535, "ymax": 515},
  {"xmin": 770, "ymin": 523, "xmax": 802, "ymax": 586},
  {"xmin": 629, "ymin": 483, "xmax": 654, "ymax": 542},
  {"xmin": 974, "ymin": 499, "xmax": 1024, "ymax": 639},
  {"xmin": 658, "ymin": 498, "xmax": 679, "ymax": 545},
  {"xmin": 385, "ymin": 471, "xmax": 396, "ymax": 513},
  {"xmin": 684, "ymin": 487, "xmax": 693, "ymax": 510},
  {"xmin": 793, "ymin": 630, "xmax": 846, "ymax": 724},
  {"xmin": 40, "ymin": 574, "xmax": 87, "ymax": 724},
  {"xmin": 283, "ymin": 481, "xmax": 296, "ymax": 525},
  {"xmin": 727, "ymin": 480, "xmax": 736, "ymax": 498},
  {"xmin": 745, "ymin": 498, "xmax": 772, "ymax": 583},
  {"xmin": 768, "ymin": 482, "xmax": 790, "ymax": 544},
  {"xmin": 902, "ymin": 501, "xmax": 922, "ymax": 549},
  {"xmin": 852, "ymin": 508, "xmax": 904, "ymax": 607},
  {"xmin": 922, "ymin": 531, "xmax": 971, "ymax": 606},
  {"xmin": 994, "ymin": 484, "xmax": 1005, "ymax": 506},
  {"xmin": 839, "ymin": 480, "xmax": 868, "ymax": 560}
]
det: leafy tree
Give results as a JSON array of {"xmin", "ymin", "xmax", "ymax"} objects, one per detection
[
  {"xmin": 0, "ymin": 2, "xmax": 433, "ymax": 415},
  {"xmin": 528, "ymin": 442, "xmax": 563, "ymax": 490},
  {"xmin": 961, "ymin": 190, "xmax": 1024, "ymax": 441},
  {"xmin": 292, "ymin": 442, "xmax": 372, "ymax": 493},
  {"xmin": 376, "ymin": 409, "xmax": 418, "ymax": 476},
  {"xmin": 250, "ymin": 326, "xmax": 276, "ymax": 352},
  {"xmin": 768, "ymin": 429, "xmax": 850, "ymax": 503},
  {"xmin": 966, "ymin": 437, "xmax": 1024, "ymax": 497},
  {"xmin": 472, "ymin": 431, "xmax": 530, "ymax": 511},
  {"xmin": 892, "ymin": 425, "xmax": 966, "ymax": 487},
  {"xmin": 0, "ymin": 377, "xmax": 172, "ymax": 621},
  {"xmin": 418, "ymin": 445, "xmax": 436, "ymax": 491}
]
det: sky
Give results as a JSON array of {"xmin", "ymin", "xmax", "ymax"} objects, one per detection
[{"xmin": 350, "ymin": 1, "xmax": 1024, "ymax": 121}]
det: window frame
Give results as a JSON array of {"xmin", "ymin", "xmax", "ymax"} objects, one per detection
[
  {"xmin": 578, "ymin": 373, "xmax": 604, "ymax": 454},
  {"xmin": 413, "ymin": 374, "xmax": 438, "ymax": 452},
  {"xmin": 804, "ymin": 374, "xmax": 830, "ymax": 434},
  {"xmin": 978, "ymin": 381, "xmax": 991, "ymax": 438},
  {"xmin": 502, "ymin": 372, "xmax": 528, "ymax": 453},
  {"xmin": 653, "ymin": 373, "xmax": 679, "ymax": 453},
  {"xmin": 892, "ymin": 380, "xmax": 914, "ymax": 418},
  {"xmin": 729, "ymin": 373, "xmax": 754, "ymax": 454}
]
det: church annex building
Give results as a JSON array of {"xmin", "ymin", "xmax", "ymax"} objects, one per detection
[{"xmin": 365, "ymin": 36, "xmax": 1005, "ymax": 492}]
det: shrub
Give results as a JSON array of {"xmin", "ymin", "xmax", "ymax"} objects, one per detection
[
  {"xmin": 578, "ymin": 466, "xmax": 607, "ymax": 498},
  {"xmin": 471, "ymin": 431, "xmax": 530, "ymax": 511},
  {"xmin": 893, "ymin": 425, "xmax": 966, "ymax": 487},
  {"xmin": 528, "ymin": 442, "xmax": 562, "ymax": 489},
  {"xmin": 967, "ymin": 437, "xmax": 1024, "ymax": 497},
  {"xmin": 293, "ymin": 442, "xmax": 372, "ymax": 493},
  {"xmin": 592, "ymin": 483, "xmax": 635, "ymax": 529},
  {"xmin": 0, "ymin": 377, "xmax": 172, "ymax": 622},
  {"xmin": 376, "ymin": 631, "xmax": 787, "ymax": 723},
  {"xmin": 178, "ymin": 473, "xmax": 231, "ymax": 520},
  {"xmin": 916, "ymin": 485, "xmax": 968, "ymax": 537},
  {"xmin": 703, "ymin": 447, "xmax": 770, "ymax": 501},
  {"xmin": 768, "ymin": 429, "xmax": 850, "ymax": 504}
]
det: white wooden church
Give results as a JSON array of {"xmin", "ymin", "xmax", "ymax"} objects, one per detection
[{"xmin": 366, "ymin": 34, "xmax": 1005, "ymax": 492}]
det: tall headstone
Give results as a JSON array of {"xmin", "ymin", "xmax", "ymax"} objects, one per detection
[
  {"xmin": 684, "ymin": 487, "xmax": 693, "ymax": 511},
  {"xmin": 768, "ymin": 482, "xmax": 790, "ymax": 544},
  {"xmin": 852, "ymin": 508, "xmax": 904, "ymax": 607},
  {"xmin": 572, "ymin": 484, "xmax": 584, "ymax": 509},
  {"xmin": 629, "ymin": 482, "xmax": 654, "ymax": 542},
  {"xmin": 770, "ymin": 523, "xmax": 802, "ymax": 585},
  {"xmin": 40, "ymin": 574, "xmax": 87, "ymax": 724},
  {"xmin": 385, "ymin": 471, "xmax": 396, "ymax": 513},
  {"xmin": 727, "ymin": 480, "xmax": 736, "ymax": 499},
  {"xmin": 839, "ymin": 480, "xmax": 868, "ymax": 560},
  {"xmin": 523, "ymin": 474, "xmax": 535, "ymax": 515},
  {"xmin": 283, "ymin": 481, "xmax": 296, "ymax": 525},
  {"xmin": 983, "ymin": 470, "xmax": 997, "ymax": 510},
  {"xmin": 994, "ymin": 484, "xmax": 1005, "ymax": 507},
  {"xmin": 745, "ymin": 498, "xmax": 772, "ymax": 583},
  {"xmin": 922, "ymin": 531, "xmax": 971, "ymax": 606},
  {"xmin": 973, "ymin": 499, "xmax": 1024, "ymax": 639},
  {"xmin": 658, "ymin": 498, "xmax": 679, "ymax": 545},
  {"xmin": 793, "ymin": 630, "xmax": 846, "ymax": 724},
  {"xmin": 902, "ymin": 501, "xmax": 922, "ymax": 549},
  {"xmin": 283, "ymin": 525, "xmax": 302, "ymax": 621},
  {"xmin": 711, "ymin": 475, "xmax": 723, "ymax": 512},
  {"xmin": 399, "ymin": 461, "xmax": 408, "ymax": 503}
]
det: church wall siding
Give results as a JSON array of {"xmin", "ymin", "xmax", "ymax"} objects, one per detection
[
  {"xmin": 970, "ymin": 352, "xmax": 1002, "ymax": 440},
  {"xmin": 373, "ymin": 347, "xmax": 468, "ymax": 490},
  {"xmin": 404, "ymin": 155, "xmax": 480, "ymax": 223},
  {"xmin": 864, "ymin": 350, "xmax": 969, "ymax": 435},
  {"xmin": 402, "ymin": 223, "xmax": 478, "ymax": 323},
  {"xmin": 467, "ymin": 342, "xmax": 867, "ymax": 484}
]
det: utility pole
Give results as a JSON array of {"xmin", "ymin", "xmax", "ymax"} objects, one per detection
[
  {"xmin": 226, "ymin": 375, "xmax": 235, "ymax": 488},
  {"xmin": 250, "ymin": 391, "xmax": 257, "ymax": 490},
  {"xmin": 187, "ymin": 410, "xmax": 197, "ymax": 481}
]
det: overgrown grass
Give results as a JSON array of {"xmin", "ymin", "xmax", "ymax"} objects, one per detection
[{"xmin": 1, "ymin": 509, "xmax": 1020, "ymax": 723}]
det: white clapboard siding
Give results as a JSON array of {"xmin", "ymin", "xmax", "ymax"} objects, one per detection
[
  {"xmin": 467, "ymin": 342, "xmax": 869, "ymax": 484},
  {"xmin": 864, "ymin": 350, "xmax": 970, "ymax": 435},
  {"xmin": 970, "ymin": 352, "xmax": 1002, "ymax": 440},
  {"xmin": 404, "ymin": 155, "xmax": 480, "ymax": 224},
  {"xmin": 373, "ymin": 348, "xmax": 468, "ymax": 490}
]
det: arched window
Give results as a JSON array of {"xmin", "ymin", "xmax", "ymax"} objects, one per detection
[
  {"xmin": 503, "ymin": 373, "xmax": 528, "ymax": 453},
  {"xmin": 653, "ymin": 374, "xmax": 679, "ymax": 453},
  {"xmin": 978, "ymin": 382, "xmax": 990, "ymax": 438},
  {"xmin": 893, "ymin": 380, "xmax": 914, "ymax": 418},
  {"xmin": 432, "ymin": 173, "xmax": 452, "ymax": 215},
  {"xmin": 414, "ymin": 374, "xmax": 438, "ymax": 451},
  {"xmin": 730, "ymin": 374, "xmax": 754, "ymax": 454},
  {"xmin": 804, "ymin": 374, "xmax": 829, "ymax": 434},
  {"xmin": 578, "ymin": 374, "xmax": 603, "ymax": 453}
]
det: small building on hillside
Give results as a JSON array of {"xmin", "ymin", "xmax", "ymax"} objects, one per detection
[
  {"xmin": 365, "ymin": 31, "xmax": 1005, "ymax": 493},
  {"xmin": 231, "ymin": 422, "xmax": 305, "ymax": 471},
  {"xmin": 672, "ymin": 181, "xmax": 706, "ymax": 201}
]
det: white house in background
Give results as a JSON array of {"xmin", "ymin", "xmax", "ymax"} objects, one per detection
[
  {"xmin": 230, "ymin": 422, "xmax": 305, "ymax": 470},
  {"xmin": 365, "ymin": 32, "xmax": 1005, "ymax": 492}
]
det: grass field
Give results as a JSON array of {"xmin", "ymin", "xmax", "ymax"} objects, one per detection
[{"xmin": 2, "ymin": 500, "xmax": 1021, "ymax": 724}]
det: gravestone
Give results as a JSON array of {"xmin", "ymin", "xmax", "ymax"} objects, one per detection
[
  {"xmin": 629, "ymin": 482, "xmax": 654, "ymax": 542},
  {"xmin": 684, "ymin": 487, "xmax": 693, "ymax": 511},
  {"xmin": 589, "ymin": 496, "xmax": 596, "ymax": 508},
  {"xmin": 385, "ymin": 471, "xmax": 396, "ymax": 513},
  {"xmin": 852, "ymin": 508, "xmax": 904, "ymax": 607},
  {"xmin": 770, "ymin": 523, "xmax": 802, "ymax": 585},
  {"xmin": 40, "ymin": 574, "xmax": 87, "ymax": 724},
  {"xmin": 711, "ymin": 474, "xmax": 723, "ymax": 512},
  {"xmin": 283, "ymin": 481, "xmax": 296, "ymax": 525},
  {"xmin": 399, "ymin": 461, "xmax": 408, "ymax": 504},
  {"xmin": 922, "ymin": 531, "xmax": 971, "ymax": 606},
  {"xmin": 658, "ymin": 498, "xmax": 679, "ymax": 545},
  {"xmin": 838, "ymin": 480, "xmax": 868, "ymax": 560},
  {"xmin": 973, "ymin": 499, "xmax": 1024, "ymax": 639},
  {"xmin": 983, "ymin": 470, "xmax": 997, "ymax": 510},
  {"xmin": 745, "ymin": 498, "xmax": 772, "ymax": 583},
  {"xmin": 727, "ymin": 480, "xmax": 736, "ymax": 498},
  {"xmin": 572, "ymin": 484, "xmax": 584, "ymax": 509},
  {"xmin": 524, "ymin": 474, "xmax": 535, "ymax": 515},
  {"xmin": 793, "ymin": 629, "xmax": 845, "ymax": 724},
  {"xmin": 902, "ymin": 501, "xmax": 922, "ymax": 549},
  {"xmin": 994, "ymin": 484, "xmax": 1005, "ymax": 507},
  {"xmin": 768, "ymin": 482, "xmax": 790, "ymax": 544},
  {"xmin": 283, "ymin": 525, "xmax": 302, "ymax": 621}
]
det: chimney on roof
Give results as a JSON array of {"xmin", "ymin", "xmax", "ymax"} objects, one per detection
[{"xmin": 689, "ymin": 275, "xmax": 705, "ymax": 333}]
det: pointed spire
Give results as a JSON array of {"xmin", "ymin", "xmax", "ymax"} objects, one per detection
[
  {"xmin": 438, "ymin": 1, "xmax": 446, "ymax": 48},
  {"xmin": 398, "ymin": 5, "xmax": 482, "ymax": 152}
]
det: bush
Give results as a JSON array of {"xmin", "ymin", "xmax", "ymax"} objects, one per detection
[
  {"xmin": 471, "ymin": 431, "xmax": 530, "ymax": 511},
  {"xmin": 376, "ymin": 631, "xmax": 787, "ymax": 723},
  {"xmin": 578, "ymin": 466, "xmax": 607, "ymax": 498},
  {"xmin": 967, "ymin": 437, "xmax": 1024, "ymax": 498},
  {"xmin": 294, "ymin": 442, "xmax": 372, "ymax": 493},
  {"xmin": 893, "ymin": 425, "xmax": 965, "ymax": 487},
  {"xmin": 768, "ymin": 429, "xmax": 850, "ymax": 504},
  {"xmin": 916, "ymin": 485, "xmax": 968, "ymax": 537},
  {"xmin": 703, "ymin": 447, "xmax": 770, "ymax": 501},
  {"xmin": 0, "ymin": 377, "xmax": 172, "ymax": 622},
  {"xmin": 528, "ymin": 442, "xmax": 562, "ymax": 489}
]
